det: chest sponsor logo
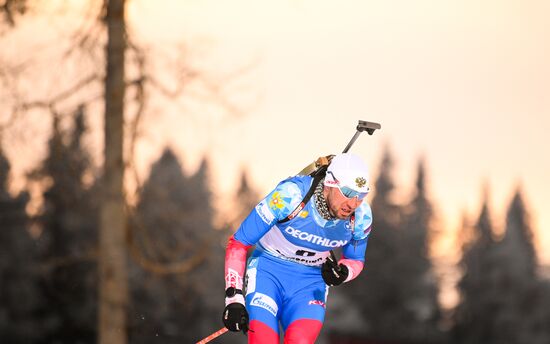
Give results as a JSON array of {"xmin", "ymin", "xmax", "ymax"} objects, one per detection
[
  {"xmin": 284, "ymin": 227, "xmax": 347, "ymax": 248},
  {"xmin": 250, "ymin": 292, "xmax": 278, "ymax": 317}
]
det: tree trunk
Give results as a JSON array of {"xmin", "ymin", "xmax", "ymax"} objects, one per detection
[{"xmin": 98, "ymin": 1, "xmax": 128, "ymax": 343}]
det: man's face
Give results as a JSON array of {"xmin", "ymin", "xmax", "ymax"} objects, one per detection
[{"xmin": 324, "ymin": 186, "xmax": 364, "ymax": 219}]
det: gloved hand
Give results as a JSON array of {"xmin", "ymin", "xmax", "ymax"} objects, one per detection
[
  {"xmin": 322, "ymin": 255, "xmax": 349, "ymax": 286},
  {"xmin": 222, "ymin": 302, "xmax": 249, "ymax": 333}
]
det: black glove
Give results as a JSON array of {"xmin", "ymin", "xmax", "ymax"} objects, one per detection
[
  {"xmin": 222, "ymin": 303, "xmax": 249, "ymax": 333},
  {"xmin": 322, "ymin": 256, "xmax": 349, "ymax": 286}
]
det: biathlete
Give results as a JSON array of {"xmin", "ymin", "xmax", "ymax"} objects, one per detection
[{"xmin": 222, "ymin": 153, "xmax": 373, "ymax": 343}]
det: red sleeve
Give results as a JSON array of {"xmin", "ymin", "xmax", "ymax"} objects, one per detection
[{"xmin": 224, "ymin": 235, "xmax": 252, "ymax": 291}]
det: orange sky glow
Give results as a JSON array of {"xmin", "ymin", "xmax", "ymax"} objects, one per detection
[
  {"xmin": 2, "ymin": 0, "xmax": 549, "ymax": 273},
  {"xmin": 127, "ymin": 0, "xmax": 550, "ymax": 265}
]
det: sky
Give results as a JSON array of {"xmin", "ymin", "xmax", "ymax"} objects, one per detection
[
  {"xmin": 2, "ymin": 0, "xmax": 549, "ymax": 266},
  {"xmin": 124, "ymin": 0, "xmax": 550, "ymax": 263}
]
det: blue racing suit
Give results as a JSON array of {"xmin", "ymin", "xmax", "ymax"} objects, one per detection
[{"xmin": 227, "ymin": 175, "xmax": 373, "ymax": 343}]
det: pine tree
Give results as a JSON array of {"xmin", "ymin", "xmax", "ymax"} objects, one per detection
[
  {"xmin": 453, "ymin": 192, "xmax": 500, "ymax": 344},
  {"xmin": 188, "ymin": 157, "xmax": 228, "ymax": 340},
  {"xmin": 0, "ymin": 144, "xmax": 41, "ymax": 343},
  {"xmin": 335, "ymin": 145, "xmax": 407, "ymax": 341},
  {"xmin": 31, "ymin": 108, "xmax": 98, "ymax": 343},
  {"xmin": 490, "ymin": 188, "xmax": 544, "ymax": 344},
  {"xmin": 453, "ymin": 187, "xmax": 550, "ymax": 344},
  {"xmin": 129, "ymin": 148, "xmax": 194, "ymax": 344},
  {"xmin": 399, "ymin": 157, "xmax": 442, "ymax": 341},
  {"xmin": 129, "ymin": 150, "xmax": 223, "ymax": 343},
  {"xmin": 500, "ymin": 189, "xmax": 536, "ymax": 277}
]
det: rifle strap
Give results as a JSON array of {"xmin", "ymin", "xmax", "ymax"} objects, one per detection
[{"xmin": 278, "ymin": 166, "xmax": 327, "ymax": 224}]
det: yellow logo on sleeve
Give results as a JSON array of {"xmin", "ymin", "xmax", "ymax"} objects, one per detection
[{"xmin": 269, "ymin": 192, "xmax": 284, "ymax": 210}]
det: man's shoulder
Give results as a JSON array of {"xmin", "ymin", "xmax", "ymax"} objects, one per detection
[
  {"xmin": 275, "ymin": 175, "xmax": 313, "ymax": 197},
  {"xmin": 263, "ymin": 176, "xmax": 312, "ymax": 221},
  {"xmin": 354, "ymin": 202, "xmax": 373, "ymax": 234}
]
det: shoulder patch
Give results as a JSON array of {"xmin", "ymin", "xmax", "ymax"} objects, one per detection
[{"xmin": 262, "ymin": 181, "xmax": 303, "ymax": 221}]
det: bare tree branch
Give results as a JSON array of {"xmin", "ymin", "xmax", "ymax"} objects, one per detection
[
  {"xmin": 0, "ymin": 72, "xmax": 102, "ymax": 133},
  {"xmin": 1, "ymin": 2, "xmax": 254, "ymax": 283},
  {"xmin": 61, "ymin": 1, "xmax": 104, "ymax": 61},
  {"xmin": 127, "ymin": 215, "xmax": 208, "ymax": 276},
  {"xmin": 36, "ymin": 249, "xmax": 98, "ymax": 273},
  {"xmin": 129, "ymin": 241, "xmax": 207, "ymax": 276}
]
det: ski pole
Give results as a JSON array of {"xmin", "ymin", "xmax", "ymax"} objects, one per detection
[{"xmin": 196, "ymin": 327, "xmax": 228, "ymax": 344}]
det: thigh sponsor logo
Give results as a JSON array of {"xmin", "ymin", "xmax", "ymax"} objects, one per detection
[
  {"xmin": 308, "ymin": 300, "xmax": 326, "ymax": 308},
  {"xmin": 250, "ymin": 292, "xmax": 278, "ymax": 317}
]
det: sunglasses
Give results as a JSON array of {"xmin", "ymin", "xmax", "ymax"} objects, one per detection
[{"xmin": 327, "ymin": 171, "xmax": 369, "ymax": 200}]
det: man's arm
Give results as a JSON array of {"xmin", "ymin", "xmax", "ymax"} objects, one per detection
[
  {"xmin": 222, "ymin": 235, "xmax": 251, "ymax": 333},
  {"xmin": 340, "ymin": 237, "xmax": 368, "ymax": 282},
  {"xmin": 222, "ymin": 180, "xmax": 304, "ymax": 331},
  {"xmin": 224, "ymin": 235, "xmax": 250, "ymax": 304},
  {"xmin": 339, "ymin": 201, "xmax": 373, "ymax": 282}
]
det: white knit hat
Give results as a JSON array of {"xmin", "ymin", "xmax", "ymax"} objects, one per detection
[{"xmin": 324, "ymin": 153, "xmax": 370, "ymax": 193}]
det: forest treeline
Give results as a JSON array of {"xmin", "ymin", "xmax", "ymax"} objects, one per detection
[
  {"xmin": 1, "ymin": 110, "xmax": 549, "ymax": 344},
  {"xmin": 2, "ymin": 1, "xmax": 548, "ymax": 343}
]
